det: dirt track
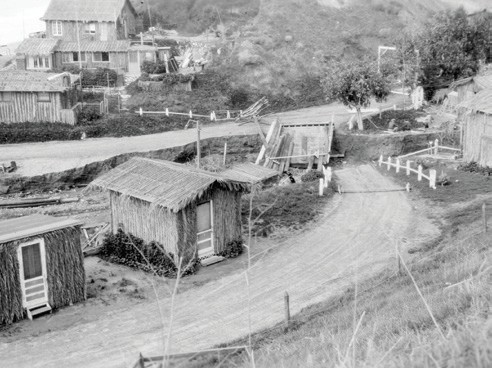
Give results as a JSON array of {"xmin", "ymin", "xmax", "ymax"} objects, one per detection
[
  {"xmin": 0, "ymin": 165, "xmax": 439, "ymax": 368},
  {"xmin": 0, "ymin": 95, "xmax": 406, "ymax": 177}
]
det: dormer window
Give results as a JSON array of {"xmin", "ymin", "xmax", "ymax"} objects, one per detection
[
  {"xmin": 52, "ymin": 21, "xmax": 62, "ymax": 36},
  {"xmin": 84, "ymin": 23, "xmax": 96, "ymax": 35}
]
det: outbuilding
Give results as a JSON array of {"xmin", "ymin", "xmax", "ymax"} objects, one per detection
[
  {"xmin": 458, "ymin": 89, "xmax": 492, "ymax": 167},
  {"xmin": 0, "ymin": 214, "xmax": 85, "ymax": 325},
  {"xmin": 90, "ymin": 158, "xmax": 249, "ymax": 261}
]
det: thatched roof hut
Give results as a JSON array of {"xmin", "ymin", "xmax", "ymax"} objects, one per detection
[
  {"xmin": 458, "ymin": 90, "xmax": 492, "ymax": 167},
  {"xmin": 91, "ymin": 158, "xmax": 249, "ymax": 261},
  {"xmin": 0, "ymin": 214, "xmax": 85, "ymax": 325}
]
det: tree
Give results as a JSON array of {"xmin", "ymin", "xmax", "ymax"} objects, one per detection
[
  {"xmin": 323, "ymin": 61, "xmax": 390, "ymax": 130},
  {"xmin": 396, "ymin": 8, "xmax": 491, "ymax": 99}
]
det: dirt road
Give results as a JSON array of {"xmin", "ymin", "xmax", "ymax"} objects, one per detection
[
  {"xmin": 0, "ymin": 95, "xmax": 406, "ymax": 177},
  {"xmin": 0, "ymin": 165, "xmax": 439, "ymax": 368}
]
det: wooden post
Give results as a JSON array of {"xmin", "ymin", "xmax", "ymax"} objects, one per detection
[
  {"xmin": 196, "ymin": 120, "xmax": 201, "ymax": 169},
  {"xmin": 319, "ymin": 179, "xmax": 324, "ymax": 196},
  {"xmin": 379, "ymin": 155, "xmax": 383, "ymax": 167},
  {"xmin": 284, "ymin": 292, "xmax": 291, "ymax": 332},
  {"xmin": 138, "ymin": 353, "xmax": 145, "ymax": 368},
  {"xmin": 317, "ymin": 155, "xmax": 324, "ymax": 171},
  {"xmin": 406, "ymin": 183, "xmax": 410, "ymax": 192},
  {"xmin": 307, "ymin": 155, "xmax": 314, "ymax": 171},
  {"xmin": 165, "ymin": 108, "xmax": 169, "ymax": 117},
  {"xmin": 139, "ymin": 107, "xmax": 143, "ymax": 116},
  {"xmin": 417, "ymin": 165, "xmax": 423, "ymax": 181},
  {"xmin": 429, "ymin": 169, "xmax": 437, "ymax": 189},
  {"xmin": 396, "ymin": 158, "xmax": 400, "ymax": 173},
  {"xmin": 434, "ymin": 139, "xmax": 439, "ymax": 155},
  {"xmin": 387, "ymin": 157, "xmax": 392, "ymax": 171},
  {"xmin": 406, "ymin": 160, "xmax": 411, "ymax": 175},
  {"xmin": 223, "ymin": 142, "xmax": 227, "ymax": 166},
  {"xmin": 393, "ymin": 104, "xmax": 396, "ymax": 111},
  {"xmin": 483, "ymin": 203, "xmax": 488, "ymax": 233}
]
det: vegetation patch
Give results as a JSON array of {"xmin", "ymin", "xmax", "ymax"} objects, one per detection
[
  {"xmin": 100, "ymin": 229, "xmax": 199, "ymax": 278},
  {"xmin": 242, "ymin": 180, "xmax": 336, "ymax": 237}
]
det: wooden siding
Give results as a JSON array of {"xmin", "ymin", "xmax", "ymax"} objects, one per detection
[
  {"xmin": 211, "ymin": 189, "xmax": 242, "ymax": 253},
  {"xmin": 46, "ymin": 21, "xmax": 120, "ymax": 42},
  {"xmin": 0, "ymin": 92, "xmax": 64, "ymax": 123},
  {"xmin": 463, "ymin": 112, "xmax": 492, "ymax": 167}
]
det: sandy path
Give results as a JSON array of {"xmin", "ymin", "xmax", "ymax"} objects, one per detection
[
  {"xmin": 0, "ymin": 95, "xmax": 406, "ymax": 177},
  {"xmin": 0, "ymin": 165, "xmax": 438, "ymax": 368}
]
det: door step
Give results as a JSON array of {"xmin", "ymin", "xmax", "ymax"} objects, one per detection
[
  {"xmin": 200, "ymin": 255, "xmax": 225, "ymax": 267},
  {"xmin": 26, "ymin": 304, "xmax": 52, "ymax": 320}
]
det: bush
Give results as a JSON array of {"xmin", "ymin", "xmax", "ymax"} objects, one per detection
[
  {"xmin": 100, "ymin": 229, "xmax": 199, "ymax": 277},
  {"xmin": 301, "ymin": 170, "xmax": 324, "ymax": 182},
  {"xmin": 141, "ymin": 60, "xmax": 168, "ymax": 74},
  {"xmin": 229, "ymin": 88, "xmax": 250, "ymax": 108},
  {"xmin": 0, "ymin": 122, "xmax": 78, "ymax": 143},
  {"xmin": 77, "ymin": 108, "xmax": 102, "ymax": 125},
  {"xmin": 458, "ymin": 161, "xmax": 492, "ymax": 176},
  {"xmin": 218, "ymin": 240, "xmax": 244, "ymax": 259},
  {"xmin": 80, "ymin": 68, "xmax": 118, "ymax": 87}
]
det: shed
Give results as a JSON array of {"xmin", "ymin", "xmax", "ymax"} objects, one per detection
[
  {"xmin": 90, "ymin": 158, "xmax": 249, "ymax": 260},
  {"xmin": 449, "ymin": 75, "xmax": 492, "ymax": 106},
  {"xmin": 222, "ymin": 162, "xmax": 279, "ymax": 185},
  {"xmin": 458, "ymin": 89, "xmax": 492, "ymax": 167},
  {"xmin": 0, "ymin": 215, "xmax": 85, "ymax": 324}
]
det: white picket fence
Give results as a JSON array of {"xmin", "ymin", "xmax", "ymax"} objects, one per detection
[
  {"xmin": 379, "ymin": 155, "xmax": 437, "ymax": 190},
  {"xmin": 137, "ymin": 107, "xmax": 241, "ymax": 121},
  {"xmin": 398, "ymin": 139, "xmax": 461, "ymax": 160}
]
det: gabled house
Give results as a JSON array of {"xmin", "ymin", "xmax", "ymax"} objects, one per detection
[
  {"xmin": 41, "ymin": 0, "xmax": 139, "ymax": 42},
  {"xmin": 0, "ymin": 71, "xmax": 80, "ymax": 124},
  {"xmin": 15, "ymin": 38, "xmax": 60, "ymax": 71}
]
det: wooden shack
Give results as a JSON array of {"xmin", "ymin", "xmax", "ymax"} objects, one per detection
[
  {"xmin": 0, "ymin": 70, "xmax": 80, "ymax": 124},
  {"xmin": 0, "ymin": 215, "xmax": 85, "ymax": 325},
  {"xmin": 90, "ymin": 158, "xmax": 248, "ymax": 261},
  {"xmin": 448, "ymin": 75, "xmax": 492, "ymax": 107},
  {"xmin": 458, "ymin": 90, "xmax": 492, "ymax": 167}
]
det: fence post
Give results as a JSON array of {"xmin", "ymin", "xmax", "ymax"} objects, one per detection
[
  {"xmin": 139, "ymin": 107, "xmax": 143, "ymax": 116},
  {"xmin": 165, "ymin": 108, "xmax": 169, "ymax": 117},
  {"xmin": 379, "ymin": 155, "xmax": 383, "ymax": 167},
  {"xmin": 483, "ymin": 203, "xmax": 488, "ymax": 233},
  {"xmin": 434, "ymin": 139, "xmax": 439, "ymax": 155},
  {"xmin": 324, "ymin": 167, "xmax": 332, "ymax": 188},
  {"xmin": 393, "ymin": 104, "xmax": 396, "ymax": 111},
  {"xmin": 223, "ymin": 142, "xmax": 227, "ymax": 165},
  {"xmin": 396, "ymin": 158, "xmax": 400, "ymax": 173},
  {"xmin": 406, "ymin": 160, "xmax": 411, "ymax": 175},
  {"xmin": 387, "ymin": 157, "xmax": 392, "ymax": 171},
  {"xmin": 429, "ymin": 169, "xmax": 437, "ymax": 189},
  {"xmin": 284, "ymin": 292, "xmax": 291, "ymax": 332},
  {"xmin": 227, "ymin": 110, "xmax": 231, "ymax": 119},
  {"xmin": 406, "ymin": 183, "xmax": 410, "ymax": 192},
  {"xmin": 189, "ymin": 110, "xmax": 193, "ymax": 118},
  {"xmin": 319, "ymin": 179, "xmax": 324, "ymax": 196},
  {"xmin": 417, "ymin": 165, "xmax": 423, "ymax": 181}
]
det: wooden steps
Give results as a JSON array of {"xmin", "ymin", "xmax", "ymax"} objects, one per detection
[
  {"xmin": 200, "ymin": 255, "xmax": 225, "ymax": 267},
  {"xmin": 27, "ymin": 303, "xmax": 52, "ymax": 320}
]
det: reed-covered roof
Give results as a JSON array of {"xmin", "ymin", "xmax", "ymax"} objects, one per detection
[
  {"xmin": 0, "ymin": 71, "xmax": 70, "ymax": 92},
  {"xmin": 458, "ymin": 89, "xmax": 492, "ymax": 115},
  {"xmin": 91, "ymin": 158, "xmax": 249, "ymax": 212},
  {"xmin": 16, "ymin": 38, "xmax": 60, "ymax": 56},
  {"xmin": 0, "ymin": 214, "xmax": 83, "ymax": 244}
]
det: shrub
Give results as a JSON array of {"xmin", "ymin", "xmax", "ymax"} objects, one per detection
[
  {"xmin": 218, "ymin": 240, "xmax": 244, "ymax": 259},
  {"xmin": 458, "ymin": 161, "xmax": 492, "ymax": 176},
  {"xmin": 100, "ymin": 229, "xmax": 199, "ymax": 277},
  {"xmin": 229, "ymin": 88, "xmax": 250, "ymax": 108},
  {"xmin": 77, "ymin": 108, "xmax": 102, "ymax": 125},
  {"xmin": 301, "ymin": 170, "xmax": 324, "ymax": 182},
  {"xmin": 141, "ymin": 60, "xmax": 168, "ymax": 74},
  {"xmin": 80, "ymin": 68, "xmax": 118, "ymax": 87}
]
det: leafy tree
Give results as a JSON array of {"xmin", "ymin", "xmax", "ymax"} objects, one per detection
[
  {"xmin": 323, "ymin": 61, "xmax": 390, "ymax": 130},
  {"xmin": 397, "ymin": 8, "xmax": 491, "ymax": 98}
]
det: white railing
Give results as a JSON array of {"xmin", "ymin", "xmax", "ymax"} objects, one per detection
[
  {"xmin": 136, "ymin": 107, "xmax": 242, "ymax": 122},
  {"xmin": 398, "ymin": 139, "xmax": 461, "ymax": 159},
  {"xmin": 379, "ymin": 155, "xmax": 437, "ymax": 190}
]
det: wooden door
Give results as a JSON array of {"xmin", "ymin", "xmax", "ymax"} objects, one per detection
[
  {"xmin": 197, "ymin": 201, "xmax": 214, "ymax": 257},
  {"xmin": 17, "ymin": 239, "xmax": 49, "ymax": 309}
]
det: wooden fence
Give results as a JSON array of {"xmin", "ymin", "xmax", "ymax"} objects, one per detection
[
  {"xmin": 398, "ymin": 139, "xmax": 461, "ymax": 160},
  {"xmin": 379, "ymin": 155, "xmax": 437, "ymax": 189}
]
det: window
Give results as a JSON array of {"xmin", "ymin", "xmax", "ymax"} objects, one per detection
[
  {"xmin": 73, "ymin": 52, "xmax": 86, "ymax": 62},
  {"xmin": 84, "ymin": 23, "xmax": 96, "ymax": 34},
  {"xmin": 52, "ymin": 21, "xmax": 62, "ymax": 36},
  {"xmin": 0, "ymin": 92, "xmax": 12, "ymax": 102},
  {"xmin": 62, "ymin": 52, "xmax": 86, "ymax": 63},
  {"xmin": 93, "ymin": 52, "xmax": 109, "ymax": 62},
  {"xmin": 31, "ymin": 56, "xmax": 50, "ymax": 69},
  {"xmin": 38, "ymin": 93, "xmax": 51, "ymax": 102}
]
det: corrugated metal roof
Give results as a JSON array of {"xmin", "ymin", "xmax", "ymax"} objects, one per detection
[
  {"xmin": 222, "ymin": 163, "xmax": 279, "ymax": 184},
  {"xmin": 0, "ymin": 214, "xmax": 83, "ymax": 244},
  {"xmin": 90, "ymin": 158, "xmax": 249, "ymax": 212},
  {"xmin": 457, "ymin": 89, "xmax": 492, "ymax": 115},
  {"xmin": 0, "ymin": 71, "xmax": 70, "ymax": 92},
  {"xmin": 41, "ymin": 0, "xmax": 134, "ymax": 22},
  {"xmin": 16, "ymin": 38, "xmax": 60, "ymax": 56},
  {"xmin": 57, "ymin": 40, "xmax": 130, "ymax": 53}
]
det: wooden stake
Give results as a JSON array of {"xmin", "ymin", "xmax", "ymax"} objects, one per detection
[
  {"xmin": 284, "ymin": 292, "xmax": 291, "ymax": 332},
  {"xmin": 319, "ymin": 179, "xmax": 324, "ymax": 196},
  {"xmin": 483, "ymin": 202, "xmax": 488, "ymax": 233},
  {"xmin": 307, "ymin": 155, "xmax": 314, "ymax": 171},
  {"xmin": 223, "ymin": 142, "xmax": 227, "ymax": 166}
]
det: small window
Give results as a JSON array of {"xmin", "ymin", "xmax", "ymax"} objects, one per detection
[
  {"xmin": 52, "ymin": 21, "xmax": 62, "ymax": 36},
  {"xmin": 32, "ymin": 56, "xmax": 50, "ymax": 69},
  {"xmin": 84, "ymin": 23, "xmax": 96, "ymax": 34},
  {"xmin": 38, "ymin": 93, "xmax": 51, "ymax": 102},
  {"xmin": 73, "ymin": 52, "xmax": 86, "ymax": 62},
  {"xmin": 62, "ymin": 53, "xmax": 71, "ymax": 63},
  {"xmin": 93, "ymin": 52, "xmax": 109, "ymax": 62},
  {"xmin": 0, "ymin": 92, "xmax": 12, "ymax": 102}
]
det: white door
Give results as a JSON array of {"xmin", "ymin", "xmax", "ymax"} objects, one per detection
[
  {"xmin": 128, "ymin": 51, "xmax": 140, "ymax": 74},
  {"xmin": 197, "ymin": 201, "xmax": 214, "ymax": 257},
  {"xmin": 17, "ymin": 239, "xmax": 49, "ymax": 309}
]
